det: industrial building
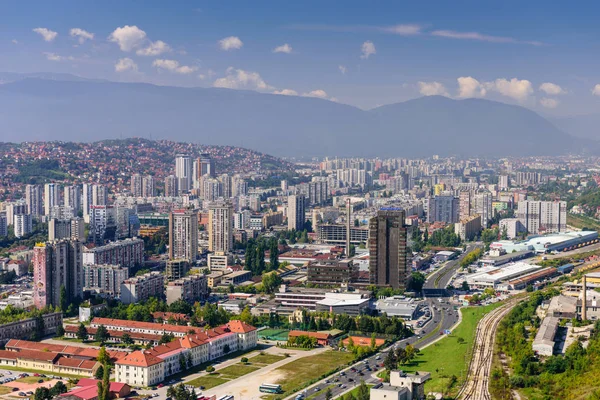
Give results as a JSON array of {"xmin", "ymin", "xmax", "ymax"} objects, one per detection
[
  {"xmin": 374, "ymin": 296, "xmax": 420, "ymax": 320},
  {"xmin": 465, "ymin": 262, "xmax": 541, "ymax": 289},
  {"xmin": 532, "ymin": 316, "xmax": 559, "ymax": 356},
  {"xmin": 490, "ymin": 231, "xmax": 599, "ymax": 254}
]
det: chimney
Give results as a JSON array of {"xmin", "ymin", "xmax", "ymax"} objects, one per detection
[
  {"xmin": 346, "ymin": 198, "xmax": 351, "ymax": 258},
  {"xmin": 582, "ymin": 275, "xmax": 588, "ymax": 321}
]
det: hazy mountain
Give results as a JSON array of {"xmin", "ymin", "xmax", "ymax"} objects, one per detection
[
  {"xmin": 0, "ymin": 75, "xmax": 594, "ymax": 157},
  {"xmin": 550, "ymin": 114, "xmax": 600, "ymax": 140}
]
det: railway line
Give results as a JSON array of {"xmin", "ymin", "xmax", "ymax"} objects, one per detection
[{"xmin": 456, "ymin": 298, "xmax": 520, "ymax": 400}]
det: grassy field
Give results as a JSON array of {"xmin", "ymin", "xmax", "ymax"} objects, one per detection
[
  {"xmin": 399, "ymin": 302, "xmax": 504, "ymax": 397},
  {"xmin": 0, "ymin": 387, "xmax": 14, "ymax": 395},
  {"xmin": 568, "ymin": 213, "xmax": 600, "ymax": 231},
  {"xmin": 16, "ymin": 377, "xmax": 50, "ymax": 384},
  {"xmin": 187, "ymin": 363, "xmax": 260, "ymax": 388},
  {"xmin": 263, "ymin": 350, "xmax": 356, "ymax": 399},
  {"xmin": 249, "ymin": 353, "xmax": 287, "ymax": 365}
]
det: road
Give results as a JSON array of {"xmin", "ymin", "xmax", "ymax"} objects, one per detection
[
  {"xmin": 456, "ymin": 298, "xmax": 520, "ymax": 400},
  {"xmin": 296, "ymin": 244, "xmax": 480, "ymax": 400}
]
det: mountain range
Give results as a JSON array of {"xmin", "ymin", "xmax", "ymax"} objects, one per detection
[{"xmin": 0, "ymin": 72, "xmax": 597, "ymax": 157}]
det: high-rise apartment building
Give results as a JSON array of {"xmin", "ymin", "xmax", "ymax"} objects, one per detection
[
  {"xmin": 368, "ymin": 208, "xmax": 408, "ymax": 290},
  {"xmin": 232, "ymin": 175, "xmax": 248, "ymax": 197},
  {"xmin": 5, "ymin": 202, "xmax": 27, "ymax": 227},
  {"xmin": 44, "ymin": 183, "xmax": 60, "ymax": 216},
  {"xmin": 120, "ymin": 272, "xmax": 164, "ymax": 304},
  {"xmin": 0, "ymin": 213, "xmax": 6, "ymax": 237},
  {"xmin": 130, "ymin": 174, "xmax": 143, "ymax": 197},
  {"xmin": 89, "ymin": 205, "xmax": 116, "ymax": 244},
  {"xmin": 82, "ymin": 183, "xmax": 92, "ymax": 219},
  {"xmin": 83, "ymin": 184, "xmax": 107, "ymax": 220},
  {"xmin": 209, "ymin": 202, "xmax": 233, "ymax": 253},
  {"xmin": 498, "ymin": 175, "xmax": 510, "ymax": 190},
  {"xmin": 92, "ymin": 185, "xmax": 108, "ymax": 206},
  {"xmin": 165, "ymin": 175, "xmax": 178, "ymax": 197},
  {"xmin": 166, "ymin": 274, "xmax": 208, "ymax": 305},
  {"xmin": 83, "ymin": 238, "xmax": 144, "ymax": 269},
  {"xmin": 203, "ymin": 178, "xmax": 222, "ymax": 202},
  {"xmin": 83, "ymin": 264, "xmax": 129, "ymax": 297},
  {"xmin": 428, "ymin": 195, "xmax": 459, "ymax": 224},
  {"xmin": 25, "ymin": 184, "xmax": 43, "ymax": 217},
  {"xmin": 14, "ymin": 214, "xmax": 32, "ymax": 238},
  {"xmin": 142, "ymin": 175, "xmax": 155, "ymax": 197},
  {"xmin": 516, "ymin": 200, "xmax": 567, "ymax": 234},
  {"xmin": 33, "ymin": 240, "xmax": 83, "ymax": 309},
  {"xmin": 169, "ymin": 210, "xmax": 198, "ymax": 262},
  {"xmin": 49, "ymin": 217, "xmax": 85, "ymax": 241},
  {"xmin": 474, "ymin": 192, "xmax": 493, "ymax": 228},
  {"xmin": 64, "ymin": 185, "xmax": 81, "ymax": 216},
  {"xmin": 175, "ymin": 154, "xmax": 193, "ymax": 194},
  {"xmin": 198, "ymin": 153, "xmax": 215, "ymax": 178},
  {"xmin": 458, "ymin": 190, "xmax": 472, "ymax": 220},
  {"xmin": 287, "ymin": 195, "xmax": 306, "ymax": 231}
]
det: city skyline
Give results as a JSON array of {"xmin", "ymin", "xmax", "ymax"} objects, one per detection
[{"xmin": 1, "ymin": 1, "xmax": 600, "ymax": 115}]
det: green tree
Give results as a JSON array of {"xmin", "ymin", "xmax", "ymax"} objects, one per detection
[
  {"xmin": 56, "ymin": 324, "xmax": 65, "ymax": 337},
  {"xmin": 50, "ymin": 381, "xmax": 67, "ymax": 397},
  {"xmin": 94, "ymin": 325, "xmax": 109, "ymax": 344},
  {"xmin": 94, "ymin": 365, "xmax": 104, "ymax": 380},
  {"xmin": 269, "ymin": 239, "xmax": 279, "ymax": 270},
  {"xmin": 356, "ymin": 380, "xmax": 370, "ymax": 400},
  {"xmin": 384, "ymin": 348, "xmax": 397, "ymax": 370},
  {"xmin": 206, "ymin": 366, "xmax": 215, "ymax": 373},
  {"xmin": 159, "ymin": 333, "xmax": 175, "ymax": 345},
  {"xmin": 262, "ymin": 271, "xmax": 282, "ymax": 294},
  {"xmin": 370, "ymin": 333, "xmax": 377, "ymax": 349},
  {"xmin": 96, "ymin": 364, "xmax": 111, "ymax": 400},
  {"xmin": 239, "ymin": 306, "xmax": 254, "ymax": 325},
  {"xmin": 407, "ymin": 272, "xmax": 426, "ymax": 292},
  {"xmin": 76, "ymin": 323, "xmax": 88, "ymax": 341},
  {"xmin": 121, "ymin": 333, "xmax": 134, "ymax": 345},
  {"xmin": 325, "ymin": 387, "xmax": 333, "ymax": 400},
  {"xmin": 34, "ymin": 387, "xmax": 50, "ymax": 400},
  {"xmin": 58, "ymin": 285, "xmax": 68, "ymax": 312},
  {"xmin": 97, "ymin": 346, "xmax": 110, "ymax": 366}
]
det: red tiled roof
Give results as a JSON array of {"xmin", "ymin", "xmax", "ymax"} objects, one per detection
[
  {"xmin": 226, "ymin": 320, "xmax": 256, "ymax": 334},
  {"xmin": 55, "ymin": 356, "xmax": 98, "ymax": 371},
  {"xmin": 115, "ymin": 350, "xmax": 163, "ymax": 367},
  {"xmin": 1, "ymin": 348, "xmax": 59, "ymax": 362}
]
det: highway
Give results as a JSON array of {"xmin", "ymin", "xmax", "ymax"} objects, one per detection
[{"xmin": 296, "ymin": 244, "xmax": 480, "ymax": 400}]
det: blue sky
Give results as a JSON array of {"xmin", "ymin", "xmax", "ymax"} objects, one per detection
[{"xmin": 1, "ymin": 0, "xmax": 600, "ymax": 115}]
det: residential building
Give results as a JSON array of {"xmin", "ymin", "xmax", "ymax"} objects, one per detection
[
  {"xmin": 499, "ymin": 175, "xmax": 510, "ymax": 190},
  {"xmin": 168, "ymin": 210, "xmax": 198, "ymax": 262},
  {"xmin": 249, "ymin": 214, "xmax": 263, "ymax": 231},
  {"xmin": 515, "ymin": 172, "xmax": 541, "ymax": 186},
  {"xmin": 164, "ymin": 175, "xmax": 178, "ymax": 197},
  {"xmin": 83, "ymin": 264, "xmax": 129, "ymax": 297},
  {"xmin": 175, "ymin": 154, "xmax": 192, "ymax": 194},
  {"xmin": 307, "ymin": 259, "xmax": 358, "ymax": 286},
  {"xmin": 198, "ymin": 153, "xmax": 215, "ymax": 178},
  {"xmin": 287, "ymin": 194, "xmax": 306, "ymax": 231},
  {"xmin": 14, "ymin": 214, "xmax": 32, "ymax": 238},
  {"xmin": 0, "ymin": 213, "xmax": 7, "ymax": 237},
  {"xmin": 166, "ymin": 274, "xmax": 207, "ymax": 305},
  {"xmin": 316, "ymin": 224, "xmax": 369, "ymax": 246},
  {"xmin": 25, "ymin": 184, "xmax": 43, "ymax": 217},
  {"xmin": 428, "ymin": 195, "xmax": 459, "ymax": 223},
  {"xmin": 130, "ymin": 174, "xmax": 143, "ymax": 197},
  {"xmin": 262, "ymin": 211, "xmax": 284, "ymax": 228},
  {"xmin": 44, "ymin": 183, "xmax": 60, "ymax": 216},
  {"xmin": 83, "ymin": 238, "xmax": 144, "ymax": 269},
  {"xmin": 142, "ymin": 175, "xmax": 155, "ymax": 197},
  {"xmin": 0, "ymin": 313, "xmax": 63, "ymax": 342},
  {"xmin": 49, "ymin": 217, "xmax": 85, "ymax": 241},
  {"xmin": 33, "ymin": 240, "xmax": 84, "ymax": 309},
  {"xmin": 120, "ymin": 272, "xmax": 164, "ymax": 304},
  {"xmin": 207, "ymin": 252, "xmax": 232, "ymax": 271},
  {"xmin": 454, "ymin": 214, "xmax": 482, "ymax": 241},
  {"xmin": 499, "ymin": 218, "xmax": 526, "ymax": 239},
  {"xmin": 165, "ymin": 259, "xmax": 189, "ymax": 281},
  {"xmin": 369, "ymin": 208, "xmax": 408, "ymax": 289},
  {"xmin": 208, "ymin": 202, "xmax": 233, "ymax": 253},
  {"xmin": 474, "ymin": 191, "xmax": 493, "ymax": 228},
  {"xmin": 89, "ymin": 205, "xmax": 116, "ymax": 244},
  {"xmin": 64, "ymin": 185, "xmax": 81, "ymax": 216},
  {"xmin": 517, "ymin": 200, "xmax": 567, "ymax": 234}
]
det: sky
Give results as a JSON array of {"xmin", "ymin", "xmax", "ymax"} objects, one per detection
[{"xmin": 1, "ymin": 0, "xmax": 600, "ymax": 116}]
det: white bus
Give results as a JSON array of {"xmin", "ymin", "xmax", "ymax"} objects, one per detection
[{"xmin": 259, "ymin": 383, "xmax": 283, "ymax": 394}]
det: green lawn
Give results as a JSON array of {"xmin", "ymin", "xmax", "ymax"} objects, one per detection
[
  {"xmin": 567, "ymin": 214, "xmax": 600, "ymax": 231},
  {"xmin": 16, "ymin": 377, "xmax": 50, "ymax": 384},
  {"xmin": 217, "ymin": 364, "xmax": 260, "ymax": 379},
  {"xmin": 186, "ymin": 374, "xmax": 230, "ymax": 389},
  {"xmin": 335, "ymin": 383, "xmax": 373, "ymax": 400},
  {"xmin": 249, "ymin": 353, "xmax": 287, "ymax": 365},
  {"xmin": 399, "ymin": 302, "xmax": 504, "ymax": 397},
  {"xmin": 0, "ymin": 387, "xmax": 14, "ymax": 395},
  {"xmin": 263, "ymin": 350, "xmax": 356, "ymax": 399}
]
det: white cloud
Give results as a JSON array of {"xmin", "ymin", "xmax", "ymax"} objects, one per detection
[
  {"xmin": 69, "ymin": 28, "xmax": 94, "ymax": 44},
  {"xmin": 457, "ymin": 77, "xmax": 487, "ymax": 98},
  {"xmin": 219, "ymin": 36, "xmax": 243, "ymax": 51},
  {"xmin": 539, "ymin": 82, "xmax": 564, "ymax": 95},
  {"xmin": 33, "ymin": 27, "xmax": 58, "ymax": 42},
  {"xmin": 136, "ymin": 40, "xmax": 171, "ymax": 56},
  {"xmin": 115, "ymin": 58, "xmax": 139, "ymax": 73},
  {"xmin": 303, "ymin": 89, "xmax": 329, "ymax": 99},
  {"xmin": 273, "ymin": 89, "xmax": 298, "ymax": 96},
  {"xmin": 108, "ymin": 25, "xmax": 147, "ymax": 51},
  {"xmin": 489, "ymin": 78, "xmax": 533, "ymax": 101},
  {"xmin": 360, "ymin": 41, "xmax": 376, "ymax": 59},
  {"xmin": 418, "ymin": 81, "xmax": 448, "ymax": 96},
  {"xmin": 339, "ymin": 65, "xmax": 347, "ymax": 74},
  {"xmin": 273, "ymin": 43, "xmax": 292, "ymax": 54},
  {"xmin": 540, "ymin": 98, "xmax": 559, "ymax": 108},
  {"xmin": 43, "ymin": 52, "xmax": 74, "ymax": 62},
  {"xmin": 213, "ymin": 67, "xmax": 272, "ymax": 90},
  {"xmin": 593, "ymin": 84, "xmax": 600, "ymax": 96},
  {"xmin": 380, "ymin": 24, "xmax": 422, "ymax": 35},
  {"xmin": 11, "ymin": 39, "xmax": 18, "ymax": 44},
  {"xmin": 152, "ymin": 59, "xmax": 198, "ymax": 74},
  {"xmin": 431, "ymin": 30, "xmax": 543, "ymax": 46}
]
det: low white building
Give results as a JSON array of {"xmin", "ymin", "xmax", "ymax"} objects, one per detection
[{"xmin": 532, "ymin": 316, "xmax": 559, "ymax": 357}]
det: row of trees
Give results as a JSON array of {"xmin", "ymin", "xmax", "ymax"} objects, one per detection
[
  {"xmin": 411, "ymin": 225, "xmax": 461, "ymax": 252},
  {"xmin": 460, "ymin": 248, "xmax": 483, "ymax": 268},
  {"xmin": 384, "ymin": 344, "xmax": 418, "ymax": 370},
  {"xmin": 33, "ymin": 381, "xmax": 67, "ymax": 400},
  {"xmin": 286, "ymin": 334, "xmax": 318, "ymax": 349}
]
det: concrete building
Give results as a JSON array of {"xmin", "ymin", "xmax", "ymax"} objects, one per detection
[
  {"xmin": 317, "ymin": 224, "xmax": 369, "ymax": 246},
  {"xmin": 130, "ymin": 174, "xmax": 143, "ymax": 197},
  {"xmin": 49, "ymin": 217, "xmax": 85, "ymax": 241},
  {"xmin": 207, "ymin": 252, "xmax": 232, "ymax": 271},
  {"xmin": 221, "ymin": 270, "xmax": 252, "ymax": 286},
  {"xmin": 369, "ymin": 208, "xmax": 408, "ymax": 289},
  {"xmin": 14, "ymin": 214, "xmax": 32, "ymax": 238},
  {"xmin": 370, "ymin": 370, "xmax": 430, "ymax": 400},
  {"xmin": 532, "ymin": 316, "xmax": 559, "ymax": 356},
  {"xmin": 198, "ymin": 153, "xmax": 215, "ymax": 178},
  {"xmin": 307, "ymin": 259, "xmax": 358, "ymax": 286},
  {"xmin": 375, "ymin": 296, "xmax": 419, "ymax": 320},
  {"xmin": 314, "ymin": 292, "xmax": 370, "ymax": 316},
  {"xmin": 168, "ymin": 209, "xmax": 198, "ymax": 262},
  {"xmin": 165, "ymin": 259, "xmax": 189, "ymax": 281},
  {"xmin": 499, "ymin": 218, "xmax": 526, "ymax": 239},
  {"xmin": 33, "ymin": 240, "xmax": 84, "ymax": 309},
  {"xmin": 427, "ymin": 195, "xmax": 459, "ymax": 223},
  {"xmin": 262, "ymin": 211, "xmax": 284, "ymax": 228},
  {"xmin": 64, "ymin": 185, "xmax": 81, "ymax": 216},
  {"xmin": 0, "ymin": 312, "xmax": 63, "ymax": 341},
  {"xmin": 120, "ymin": 272, "xmax": 164, "ymax": 304},
  {"xmin": 287, "ymin": 195, "xmax": 306, "ymax": 231},
  {"xmin": 517, "ymin": 200, "xmax": 567, "ymax": 234},
  {"xmin": 208, "ymin": 202, "xmax": 233, "ymax": 253},
  {"xmin": 25, "ymin": 184, "xmax": 43, "ymax": 217},
  {"xmin": 0, "ymin": 213, "xmax": 6, "ymax": 237},
  {"xmin": 175, "ymin": 154, "xmax": 193, "ymax": 194},
  {"xmin": 44, "ymin": 183, "xmax": 60, "ymax": 216},
  {"xmin": 89, "ymin": 205, "xmax": 116, "ymax": 244},
  {"xmin": 474, "ymin": 192, "xmax": 493, "ymax": 228},
  {"xmin": 166, "ymin": 274, "xmax": 207, "ymax": 305},
  {"xmin": 164, "ymin": 175, "xmax": 178, "ymax": 197},
  {"xmin": 83, "ymin": 264, "xmax": 129, "ymax": 297},
  {"xmin": 142, "ymin": 175, "xmax": 155, "ymax": 198},
  {"xmin": 454, "ymin": 214, "xmax": 482, "ymax": 241},
  {"xmin": 83, "ymin": 238, "xmax": 144, "ymax": 269}
]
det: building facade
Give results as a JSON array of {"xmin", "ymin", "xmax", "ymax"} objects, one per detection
[{"xmin": 369, "ymin": 209, "xmax": 408, "ymax": 289}]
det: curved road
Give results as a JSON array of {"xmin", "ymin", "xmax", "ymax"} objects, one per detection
[{"xmin": 297, "ymin": 244, "xmax": 480, "ymax": 400}]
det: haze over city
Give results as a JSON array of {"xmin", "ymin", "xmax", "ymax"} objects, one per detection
[{"xmin": 1, "ymin": 2, "xmax": 600, "ymax": 400}]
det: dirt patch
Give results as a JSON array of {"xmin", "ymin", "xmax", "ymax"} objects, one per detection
[{"xmin": 3, "ymin": 378, "xmax": 62, "ymax": 392}]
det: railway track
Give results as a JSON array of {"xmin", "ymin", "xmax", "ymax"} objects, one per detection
[{"xmin": 456, "ymin": 299, "xmax": 520, "ymax": 400}]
